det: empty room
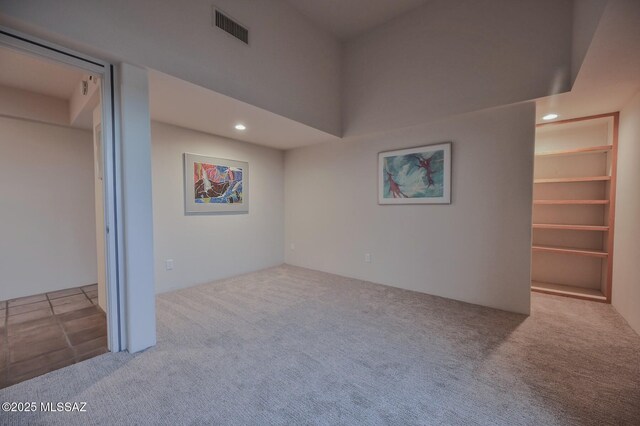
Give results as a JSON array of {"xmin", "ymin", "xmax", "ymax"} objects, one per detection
[{"xmin": 0, "ymin": 0, "xmax": 639, "ymax": 425}]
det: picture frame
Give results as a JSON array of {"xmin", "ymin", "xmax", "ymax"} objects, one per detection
[
  {"xmin": 184, "ymin": 153, "xmax": 249, "ymax": 214},
  {"xmin": 378, "ymin": 142, "xmax": 451, "ymax": 204}
]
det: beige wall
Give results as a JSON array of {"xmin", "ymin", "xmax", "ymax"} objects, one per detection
[
  {"xmin": 285, "ymin": 103, "xmax": 535, "ymax": 314},
  {"xmin": 1, "ymin": 0, "xmax": 578, "ymax": 139},
  {"xmin": 0, "ymin": 84, "xmax": 69, "ymax": 126},
  {"xmin": 0, "ymin": 116, "xmax": 97, "ymax": 300},
  {"xmin": 343, "ymin": 0, "xmax": 572, "ymax": 136},
  {"xmin": 612, "ymin": 90, "xmax": 640, "ymax": 334},
  {"xmin": 151, "ymin": 121, "xmax": 284, "ymax": 293},
  {"xmin": 571, "ymin": 0, "xmax": 608, "ymax": 84}
]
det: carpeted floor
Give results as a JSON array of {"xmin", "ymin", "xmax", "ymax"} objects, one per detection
[{"xmin": 1, "ymin": 265, "xmax": 639, "ymax": 425}]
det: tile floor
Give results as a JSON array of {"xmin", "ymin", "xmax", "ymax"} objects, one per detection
[{"xmin": 0, "ymin": 284, "xmax": 108, "ymax": 389}]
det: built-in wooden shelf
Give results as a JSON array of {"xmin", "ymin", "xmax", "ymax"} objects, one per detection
[
  {"xmin": 532, "ymin": 223, "xmax": 609, "ymax": 231},
  {"xmin": 532, "ymin": 245, "xmax": 608, "ymax": 258},
  {"xmin": 534, "ymin": 176, "xmax": 611, "ymax": 184},
  {"xmin": 531, "ymin": 281, "xmax": 607, "ymax": 302},
  {"xmin": 533, "ymin": 199, "xmax": 609, "ymax": 205},
  {"xmin": 535, "ymin": 145, "xmax": 612, "ymax": 157},
  {"xmin": 532, "ymin": 112, "xmax": 619, "ymax": 304}
]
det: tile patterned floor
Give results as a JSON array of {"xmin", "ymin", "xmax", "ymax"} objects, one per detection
[{"xmin": 0, "ymin": 284, "xmax": 108, "ymax": 389}]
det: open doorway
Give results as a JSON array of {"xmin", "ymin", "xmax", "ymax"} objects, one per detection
[{"xmin": 0, "ymin": 34, "xmax": 120, "ymax": 387}]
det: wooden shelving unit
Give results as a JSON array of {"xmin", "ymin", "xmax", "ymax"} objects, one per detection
[
  {"xmin": 532, "ymin": 224, "xmax": 609, "ymax": 231},
  {"xmin": 534, "ymin": 176, "xmax": 610, "ymax": 184},
  {"xmin": 531, "ymin": 281, "xmax": 607, "ymax": 302},
  {"xmin": 532, "ymin": 245, "xmax": 608, "ymax": 258},
  {"xmin": 533, "ymin": 200, "xmax": 609, "ymax": 205},
  {"xmin": 531, "ymin": 113, "xmax": 619, "ymax": 303},
  {"xmin": 535, "ymin": 145, "xmax": 612, "ymax": 157}
]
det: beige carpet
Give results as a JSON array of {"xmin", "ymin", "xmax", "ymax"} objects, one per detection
[{"xmin": 1, "ymin": 265, "xmax": 639, "ymax": 425}]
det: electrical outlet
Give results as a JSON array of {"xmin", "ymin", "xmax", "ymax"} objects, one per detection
[
  {"xmin": 364, "ymin": 253, "xmax": 372, "ymax": 263},
  {"xmin": 290, "ymin": 243, "xmax": 296, "ymax": 251},
  {"xmin": 165, "ymin": 259, "xmax": 174, "ymax": 271}
]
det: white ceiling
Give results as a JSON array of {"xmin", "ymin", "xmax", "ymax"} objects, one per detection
[
  {"xmin": 285, "ymin": 0, "xmax": 431, "ymax": 39},
  {"xmin": 0, "ymin": 46, "xmax": 84, "ymax": 100},
  {"xmin": 148, "ymin": 70, "xmax": 339, "ymax": 150},
  {"xmin": 536, "ymin": 0, "xmax": 640, "ymax": 123}
]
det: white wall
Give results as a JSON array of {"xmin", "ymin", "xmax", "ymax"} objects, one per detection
[
  {"xmin": 343, "ymin": 0, "xmax": 573, "ymax": 136},
  {"xmin": 0, "ymin": 116, "xmax": 97, "ymax": 300},
  {"xmin": 571, "ymin": 0, "xmax": 608, "ymax": 84},
  {"xmin": 151, "ymin": 121, "xmax": 285, "ymax": 293},
  {"xmin": 613, "ymin": 90, "xmax": 640, "ymax": 334},
  {"xmin": 0, "ymin": 0, "xmax": 342, "ymax": 136},
  {"xmin": 70, "ymin": 76, "xmax": 100, "ymax": 128},
  {"xmin": 119, "ymin": 63, "xmax": 156, "ymax": 353},
  {"xmin": 285, "ymin": 103, "xmax": 535, "ymax": 314},
  {"xmin": 0, "ymin": 84, "xmax": 69, "ymax": 126}
]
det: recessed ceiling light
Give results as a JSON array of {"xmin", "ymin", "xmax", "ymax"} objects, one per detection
[
  {"xmin": 542, "ymin": 113, "xmax": 559, "ymax": 121},
  {"xmin": 234, "ymin": 123, "xmax": 246, "ymax": 131}
]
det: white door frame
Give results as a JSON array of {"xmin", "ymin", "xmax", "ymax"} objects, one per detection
[{"xmin": 0, "ymin": 26, "xmax": 125, "ymax": 352}]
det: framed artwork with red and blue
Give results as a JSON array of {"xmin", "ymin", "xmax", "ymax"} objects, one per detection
[
  {"xmin": 184, "ymin": 153, "xmax": 249, "ymax": 214},
  {"xmin": 378, "ymin": 142, "xmax": 451, "ymax": 204}
]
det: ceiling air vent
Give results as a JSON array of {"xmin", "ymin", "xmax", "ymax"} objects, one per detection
[{"xmin": 213, "ymin": 9, "xmax": 249, "ymax": 44}]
